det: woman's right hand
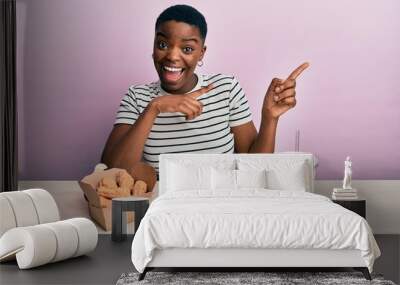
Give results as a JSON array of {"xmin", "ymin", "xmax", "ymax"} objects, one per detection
[{"xmin": 150, "ymin": 84, "xmax": 213, "ymax": 120}]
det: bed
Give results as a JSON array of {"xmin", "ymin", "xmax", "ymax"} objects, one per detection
[{"xmin": 131, "ymin": 153, "xmax": 381, "ymax": 280}]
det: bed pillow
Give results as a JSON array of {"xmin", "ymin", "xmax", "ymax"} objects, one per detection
[
  {"xmin": 237, "ymin": 159, "xmax": 309, "ymax": 191},
  {"xmin": 166, "ymin": 162, "xmax": 212, "ymax": 192},
  {"xmin": 211, "ymin": 169, "xmax": 268, "ymax": 190},
  {"xmin": 265, "ymin": 164, "xmax": 307, "ymax": 191},
  {"xmin": 166, "ymin": 158, "xmax": 235, "ymax": 170},
  {"xmin": 236, "ymin": 169, "xmax": 267, "ymax": 189},
  {"xmin": 211, "ymin": 168, "xmax": 237, "ymax": 190}
]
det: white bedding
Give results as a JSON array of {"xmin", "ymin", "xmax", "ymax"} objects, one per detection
[{"xmin": 131, "ymin": 189, "xmax": 380, "ymax": 273}]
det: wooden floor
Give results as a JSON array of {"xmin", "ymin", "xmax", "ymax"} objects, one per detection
[{"xmin": 0, "ymin": 235, "xmax": 399, "ymax": 285}]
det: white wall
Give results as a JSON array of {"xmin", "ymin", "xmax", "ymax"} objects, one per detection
[{"xmin": 314, "ymin": 180, "xmax": 400, "ymax": 234}]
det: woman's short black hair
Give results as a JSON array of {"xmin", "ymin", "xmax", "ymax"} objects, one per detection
[{"xmin": 155, "ymin": 5, "xmax": 207, "ymax": 42}]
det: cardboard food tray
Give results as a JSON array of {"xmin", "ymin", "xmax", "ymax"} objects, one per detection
[{"xmin": 79, "ymin": 168, "xmax": 134, "ymax": 231}]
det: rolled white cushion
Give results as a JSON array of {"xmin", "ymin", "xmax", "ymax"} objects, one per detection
[
  {"xmin": 0, "ymin": 226, "xmax": 57, "ymax": 269},
  {"xmin": 42, "ymin": 222, "xmax": 79, "ymax": 262},
  {"xmin": 0, "ymin": 196, "xmax": 17, "ymax": 237},
  {"xmin": 64, "ymin": 218, "xmax": 98, "ymax": 257},
  {"xmin": 0, "ymin": 218, "xmax": 97, "ymax": 269},
  {"xmin": 23, "ymin": 189, "xmax": 60, "ymax": 223},
  {"xmin": 0, "ymin": 192, "xmax": 39, "ymax": 227}
]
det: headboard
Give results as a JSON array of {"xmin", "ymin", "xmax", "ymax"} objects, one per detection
[{"xmin": 159, "ymin": 153, "xmax": 315, "ymax": 196}]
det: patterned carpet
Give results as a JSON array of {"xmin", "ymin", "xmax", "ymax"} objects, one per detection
[{"xmin": 116, "ymin": 271, "xmax": 396, "ymax": 285}]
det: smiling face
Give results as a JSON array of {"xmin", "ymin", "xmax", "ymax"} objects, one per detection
[{"xmin": 153, "ymin": 20, "xmax": 206, "ymax": 94}]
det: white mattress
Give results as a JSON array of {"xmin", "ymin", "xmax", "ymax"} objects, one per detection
[{"xmin": 131, "ymin": 189, "xmax": 380, "ymax": 273}]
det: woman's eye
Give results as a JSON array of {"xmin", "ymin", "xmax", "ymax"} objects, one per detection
[
  {"xmin": 158, "ymin": 41, "xmax": 168, "ymax": 49},
  {"xmin": 183, "ymin": 47, "xmax": 194, "ymax": 53}
]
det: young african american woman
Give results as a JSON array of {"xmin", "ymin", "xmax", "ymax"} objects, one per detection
[{"xmin": 101, "ymin": 5, "xmax": 309, "ymax": 175}]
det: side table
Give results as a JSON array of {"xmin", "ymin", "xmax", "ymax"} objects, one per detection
[
  {"xmin": 112, "ymin": 197, "xmax": 149, "ymax": 242},
  {"xmin": 332, "ymin": 199, "xmax": 366, "ymax": 219}
]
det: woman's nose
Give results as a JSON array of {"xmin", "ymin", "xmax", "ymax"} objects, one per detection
[{"xmin": 166, "ymin": 47, "xmax": 180, "ymax": 61}]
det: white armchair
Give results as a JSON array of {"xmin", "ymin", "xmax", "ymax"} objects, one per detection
[{"xmin": 0, "ymin": 189, "xmax": 97, "ymax": 269}]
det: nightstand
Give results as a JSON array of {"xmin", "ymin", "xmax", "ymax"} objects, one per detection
[
  {"xmin": 332, "ymin": 199, "xmax": 366, "ymax": 218},
  {"xmin": 111, "ymin": 197, "xmax": 149, "ymax": 242}
]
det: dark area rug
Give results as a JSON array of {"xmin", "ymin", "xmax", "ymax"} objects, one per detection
[{"xmin": 116, "ymin": 271, "xmax": 396, "ymax": 285}]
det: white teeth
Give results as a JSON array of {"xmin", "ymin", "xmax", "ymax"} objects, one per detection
[{"xmin": 164, "ymin": 66, "xmax": 183, "ymax": 72}]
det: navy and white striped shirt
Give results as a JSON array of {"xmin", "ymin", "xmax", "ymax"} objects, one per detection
[{"xmin": 114, "ymin": 74, "xmax": 252, "ymax": 173}]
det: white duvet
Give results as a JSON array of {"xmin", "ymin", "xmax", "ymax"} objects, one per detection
[{"xmin": 131, "ymin": 189, "xmax": 380, "ymax": 273}]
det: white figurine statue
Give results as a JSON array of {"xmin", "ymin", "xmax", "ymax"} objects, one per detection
[{"xmin": 342, "ymin": 156, "xmax": 352, "ymax": 189}]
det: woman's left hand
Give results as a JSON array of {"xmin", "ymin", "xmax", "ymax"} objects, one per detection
[{"xmin": 262, "ymin": 62, "xmax": 310, "ymax": 120}]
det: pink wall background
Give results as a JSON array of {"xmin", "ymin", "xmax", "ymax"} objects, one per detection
[{"xmin": 16, "ymin": 0, "xmax": 400, "ymax": 180}]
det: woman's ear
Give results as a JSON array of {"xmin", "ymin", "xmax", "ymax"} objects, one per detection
[{"xmin": 199, "ymin": 45, "xmax": 207, "ymax": 61}]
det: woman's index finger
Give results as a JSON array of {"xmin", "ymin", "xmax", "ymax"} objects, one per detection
[
  {"xmin": 188, "ymin": 84, "xmax": 213, "ymax": 99},
  {"xmin": 287, "ymin": 62, "xmax": 310, "ymax": 80}
]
